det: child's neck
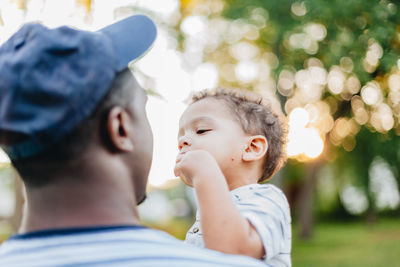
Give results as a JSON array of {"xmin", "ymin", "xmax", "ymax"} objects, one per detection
[
  {"xmin": 224, "ymin": 164, "xmax": 262, "ymax": 191},
  {"xmin": 226, "ymin": 175, "xmax": 259, "ymax": 191}
]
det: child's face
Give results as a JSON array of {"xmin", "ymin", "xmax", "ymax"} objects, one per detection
[{"xmin": 177, "ymin": 97, "xmax": 249, "ymax": 177}]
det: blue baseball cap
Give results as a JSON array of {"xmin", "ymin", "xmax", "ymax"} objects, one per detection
[{"xmin": 0, "ymin": 15, "xmax": 157, "ymax": 160}]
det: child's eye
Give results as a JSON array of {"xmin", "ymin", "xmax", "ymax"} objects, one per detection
[{"xmin": 196, "ymin": 129, "xmax": 211, "ymax": 134}]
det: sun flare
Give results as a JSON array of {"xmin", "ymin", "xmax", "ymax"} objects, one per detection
[{"xmin": 287, "ymin": 107, "xmax": 324, "ymax": 160}]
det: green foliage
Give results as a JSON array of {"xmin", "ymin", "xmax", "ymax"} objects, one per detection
[
  {"xmin": 336, "ymin": 127, "xmax": 400, "ymax": 187},
  {"xmin": 223, "ymin": 0, "xmax": 400, "ymax": 83},
  {"xmin": 0, "ymin": 223, "xmax": 12, "ymax": 243}
]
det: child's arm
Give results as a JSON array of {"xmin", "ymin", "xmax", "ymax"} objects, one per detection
[{"xmin": 175, "ymin": 150, "xmax": 264, "ymax": 259}]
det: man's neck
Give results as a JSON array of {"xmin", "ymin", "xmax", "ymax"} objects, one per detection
[{"xmin": 20, "ymin": 160, "xmax": 141, "ymax": 233}]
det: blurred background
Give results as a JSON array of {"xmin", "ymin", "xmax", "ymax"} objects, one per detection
[{"xmin": 0, "ymin": 0, "xmax": 400, "ymax": 266}]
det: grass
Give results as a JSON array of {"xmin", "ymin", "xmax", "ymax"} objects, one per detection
[
  {"xmin": 292, "ymin": 218, "xmax": 400, "ymax": 267},
  {"xmin": 145, "ymin": 217, "xmax": 400, "ymax": 266}
]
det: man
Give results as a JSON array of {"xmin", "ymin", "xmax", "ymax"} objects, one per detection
[{"xmin": 0, "ymin": 15, "xmax": 268, "ymax": 266}]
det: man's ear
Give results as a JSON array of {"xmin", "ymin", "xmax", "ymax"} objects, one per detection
[
  {"xmin": 106, "ymin": 106, "xmax": 134, "ymax": 152},
  {"xmin": 242, "ymin": 135, "xmax": 268, "ymax": 162}
]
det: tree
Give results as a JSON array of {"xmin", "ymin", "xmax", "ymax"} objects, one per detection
[{"xmin": 178, "ymin": 0, "xmax": 400, "ymax": 237}]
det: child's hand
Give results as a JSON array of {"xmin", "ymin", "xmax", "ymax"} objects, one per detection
[{"xmin": 174, "ymin": 150, "xmax": 221, "ymax": 187}]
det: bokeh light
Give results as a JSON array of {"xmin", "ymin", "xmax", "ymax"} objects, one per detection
[
  {"xmin": 361, "ymin": 81, "xmax": 382, "ymax": 106},
  {"xmin": 287, "ymin": 108, "xmax": 324, "ymax": 159}
]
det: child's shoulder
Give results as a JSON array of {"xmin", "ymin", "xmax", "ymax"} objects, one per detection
[
  {"xmin": 232, "ymin": 183, "xmax": 285, "ymax": 197},
  {"xmin": 231, "ymin": 183, "xmax": 289, "ymax": 209},
  {"xmin": 231, "ymin": 183, "xmax": 291, "ymax": 225}
]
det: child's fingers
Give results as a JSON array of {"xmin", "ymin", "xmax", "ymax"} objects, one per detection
[
  {"xmin": 178, "ymin": 173, "xmax": 193, "ymax": 187},
  {"xmin": 174, "ymin": 164, "xmax": 192, "ymax": 186},
  {"xmin": 174, "ymin": 153, "xmax": 185, "ymax": 176},
  {"xmin": 173, "ymin": 164, "xmax": 181, "ymax": 177},
  {"xmin": 180, "ymin": 176, "xmax": 192, "ymax": 187},
  {"xmin": 175, "ymin": 155, "xmax": 181, "ymax": 164}
]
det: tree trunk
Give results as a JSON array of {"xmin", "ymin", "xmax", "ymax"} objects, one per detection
[{"xmin": 297, "ymin": 160, "xmax": 322, "ymax": 239}]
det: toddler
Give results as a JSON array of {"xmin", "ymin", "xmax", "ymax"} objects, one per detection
[{"xmin": 174, "ymin": 88, "xmax": 291, "ymax": 266}]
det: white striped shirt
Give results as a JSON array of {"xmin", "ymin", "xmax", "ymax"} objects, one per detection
[
  {"xmin": 0, "ymin": 225, "xmax": 269, "ymax": 266},
  {"xmin": 185, "ymin": 183, "xmax": 292, "ymax": 267}
]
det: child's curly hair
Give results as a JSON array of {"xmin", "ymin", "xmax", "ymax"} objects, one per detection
[{"xmin": 191, "ymin": 88, "xmax": 287, "ymax": 183}]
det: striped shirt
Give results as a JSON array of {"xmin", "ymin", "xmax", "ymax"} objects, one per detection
[
  {"xmin": 0, "ymin": 225, "xmax": 269, "ymax": 266},
  {"xmin": 185, "ymin": 183, "xmax": 292, "ymax": 267}
]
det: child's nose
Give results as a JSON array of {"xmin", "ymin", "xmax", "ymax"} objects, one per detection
[{"xmin": 178, "ymin": 136, "xmax": 191, "ymax": 150}]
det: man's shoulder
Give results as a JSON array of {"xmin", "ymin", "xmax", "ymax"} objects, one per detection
[{"xmin": 0, "ymin": 226, "xmax": 267, "ymax": 267}]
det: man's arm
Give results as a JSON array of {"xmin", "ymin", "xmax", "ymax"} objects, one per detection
[{"xmin": 175, "ymin": 150, "xmax": 264, "ymax": 258}]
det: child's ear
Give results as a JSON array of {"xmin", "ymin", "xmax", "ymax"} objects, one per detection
[{"xmin": 242, "ymin": 135, "xmax": 268, "ymax": 162}]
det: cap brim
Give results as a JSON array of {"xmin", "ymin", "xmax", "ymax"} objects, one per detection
[{"xmin": 99, "ymin": 15, "xmax": 157, "ymax": 71}]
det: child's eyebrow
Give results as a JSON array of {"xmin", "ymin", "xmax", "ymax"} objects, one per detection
[{"xmin": 191, "ymin": 116, "xmax": 216, "ymax": 125}]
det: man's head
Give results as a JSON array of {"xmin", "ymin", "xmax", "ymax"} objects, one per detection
[
  {"xmin": 183, "ymin": 88, "xmax": 287, "ymax": 182},
  {"xmin": 0, "ymin": 15, "xmax": 156, "ymax": 203}
]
